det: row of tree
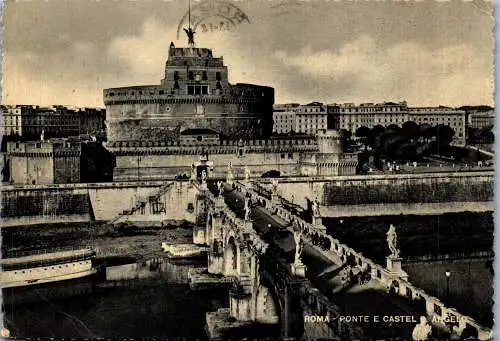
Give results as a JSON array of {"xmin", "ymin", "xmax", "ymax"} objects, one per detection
[{"xmin": 341, "ymin": 122, "xmax": 491, "ymax": 168}]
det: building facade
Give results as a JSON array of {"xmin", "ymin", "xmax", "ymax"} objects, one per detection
[
  {"xmin": 326, "ymin": 101, "xmax": 466, "ymax": 144},
  {"xmin": 272, "ymin": 102, "xmax": 327, "ymax": 135},
  {"xmin": 104, "ymin": 42, "xmax": 274, "ymax": 145},
  {"xmin": 1, "ymin": 107, "xmax": 23, "ymax": 136},
  {"xmin": 407, "ymin": 107, "xmax": 466, "ymax": 143},
  {"xmin": 1, "ymin": 105, "xmax": 106, "ymax": 139},
  {"xmin": 295, "ymin": 102, "xmax": 328, "ymax": 135},
  {"xmin": 468, "ymin": 110, "xmax": 494, "ymax": 129},
  {"xmin": 272, "ymin": 104, "xmax": 300, "ymax": 134}
]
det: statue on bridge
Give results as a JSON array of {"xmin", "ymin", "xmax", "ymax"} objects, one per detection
[
  {"xmin": 412, "ymin": 316, "xmax": 432, "ymax": 341},
  {"xmin": 201, "ymin": 170, "xmax": 207, "ymax": 188},
  {"xmin": 190, "ymin": 163, "xmax": 196, "ymax": 180},
  {"xmin": 244, "ymin": 166, "xmax": 251, "ymax": 182},
  {"xmin": 244, "ymin": 197, "xmax": 251, "ymax": 221},
  {"xmin": 217, "ymin": 181, "xmax": 224, "ymax": 196},
  {"xmin": 312, "ymin": 199, "xmax": 321, "ymax": 217},
  {"xmin": 293, "ymin": 231, "xmax": 304, "ymax": 265},
  {"xmin": 387, "ymin": 224, "xmax": 400, "ymax": 258},
  {"xmin": 227, "ymin": 162, "xmax": 234, "ymax": 184},
  {"xmin": 271, "ymin": 179, "xmax": 279, "ymax": 196}
]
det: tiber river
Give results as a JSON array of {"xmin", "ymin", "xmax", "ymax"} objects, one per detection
[{"xmin": 2, "ymin": 258, "xmax": 229, "ymax": 339}]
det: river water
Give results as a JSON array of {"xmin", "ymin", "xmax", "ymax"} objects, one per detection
[{"xmin": 2, "ymin": 258, "xmax": 229, "ymax": 339}]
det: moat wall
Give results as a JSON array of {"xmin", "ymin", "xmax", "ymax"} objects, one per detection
[
  {"xmin": 0, "ymin": 181, "xmax": 198, "ymax": 227},
  {"xmin": 1, "ymin": 172, "xmax": 493, "ymax": 227},
  {"xmin": 275, "ymin": 172, "xmax": 493, "ymax": 209}
]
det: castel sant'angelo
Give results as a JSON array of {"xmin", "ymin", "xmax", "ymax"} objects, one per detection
[
  {"xmin": 104, "ymin": 33, "xmax": 357, "ymax": 181},
  {"xmin": 104, "ymin": 42, "xmax": 274, "ymax": 143}
]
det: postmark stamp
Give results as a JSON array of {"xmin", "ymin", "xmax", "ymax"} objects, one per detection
[{"xmin": 176, "ymin": 0, "xmax": 250, "ymax": 39}]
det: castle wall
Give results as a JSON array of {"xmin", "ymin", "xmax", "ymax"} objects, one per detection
[
  {"xmin": 113, "ymin": 152, "xmax": 300, "ymax": 181},
  {"xmin": 11, "ymin": 155, "xmax": 54, "ymax": 185},
  {"xmin": 54, "ymin": 155, "xmax": 80, "ymax": 184}
]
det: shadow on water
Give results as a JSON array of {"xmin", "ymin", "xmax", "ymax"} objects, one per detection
[{"xmin": 2, "ymin": 257, "xmax": 229, "ymax": 339}]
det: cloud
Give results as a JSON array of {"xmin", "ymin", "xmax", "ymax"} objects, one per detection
[
  {"xmin": 3, "ymin": 9, "xmax": 493, "ymax": 108},
  {"xmin": 272, "ymin": 35, "xmax": 493, "ymax": 106},
  {"xmin": 105, "ymin": 17, "xmax": 286, "ymax": 91}
]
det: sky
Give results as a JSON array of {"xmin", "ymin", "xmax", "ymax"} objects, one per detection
[{"xmin": 2, "ymin": 0, "xmax": 494, "ymax": 108}]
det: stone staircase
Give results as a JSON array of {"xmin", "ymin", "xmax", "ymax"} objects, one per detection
[{"xmin": 108, "ymin": 182, "xmax": 174, "ymax": 224}]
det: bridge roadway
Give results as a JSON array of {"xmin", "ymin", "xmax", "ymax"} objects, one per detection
[{"xmin": 207, "ymin": 181, "xmax": 441, "ymax": 339}]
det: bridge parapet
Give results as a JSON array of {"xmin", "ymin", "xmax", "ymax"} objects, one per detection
[{"xmin": 231, "ymin": 180, "xmax": 492, "ymax": 339}]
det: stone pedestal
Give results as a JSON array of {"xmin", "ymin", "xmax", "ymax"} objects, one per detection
[
  {"xmin": 312, "ymin": 216, "xmax": 322, "ymax": 226},
  {"xmin": 291, "ymin": 262, "xmax": 307, "ymax": 277},
  {"xmin": 271, "ymin": 194, "xmax": 281, "ymax": 207},
  {"xmin": 193, "ymin": 225, "xmax": 206, "ymax": 245},
  {"xmin": 215, "ymin": 197, "xmax": 225, "ymax": 209},
  {"xmin": 227, "ymin": 172, "xmax": 234, "ymax": 185},
  {"xmin": 386, "ymin": 256, "xmax": 408, "ymax": 280}
]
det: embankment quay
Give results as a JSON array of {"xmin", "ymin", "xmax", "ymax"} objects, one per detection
[{"xmin": 0, "ymin": 170, "xmax": 493, "ymax": 227}]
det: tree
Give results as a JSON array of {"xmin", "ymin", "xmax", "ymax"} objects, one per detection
[
  {"xmin": 402, "ymin": 121, "xmax": 420, "ymax": 140},
  {"xmin": 339, "ymin": 129, "xmax": 352, "ymax": 151},
  {"xmin": 355, "ymin": 126, "xmax": 371, "ymax": 139},
  {"xmin": 435, "ymin": 125, "xmax": 455, "ymax": 145},
  {"xmin": 355, "ymin": 126, "xmax": 372, "ymax": 150},
  {"xmin": 386, "ymin": 124, "xmax": 401, "ymax": 136},
  {"xmin": 396, "ymin": 143, "xmax": 419, "ymax": 161},
  {"xmin": 373, "ymin": 125, "xmax": 385, "ymax": 137},
  {"xmin": 419, "ymin": 124, "xmax": 436, "ymax": 143}
]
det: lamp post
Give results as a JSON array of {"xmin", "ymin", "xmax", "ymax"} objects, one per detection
[{"xmin": 445, "ymin": 269, "xmax": 451, "ymax": 305}]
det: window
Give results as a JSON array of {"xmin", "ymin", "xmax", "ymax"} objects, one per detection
[
  {"xmin": 188, "ymin": 86, "xmax": 194, "ymax": 95},
  {"xmin": 159, "ymin": 90, "xmax": 164, "ymax": 95},
  {"xmin": 216, "ymin": 72, "xmax": 221, "ymax": 81},
  {"xmin": 216, "ymin": 81, "xmax": 222, "ymax": 90},
  {"xmin": 174, "ymin": 71, "xmax": 179, "ymax": 80},
  {"xmin": 202, "ymin": 71, "xmax": 208, "ymax": 80},
  {"xmin": 188, "ymin": 71, "xmax": 194, "ymax": 80},
  {"xmin": 174, "ymin": 81, "xmax": 179, "ymax": 89},
  {"xmin": 197, "ymin": 136, "xmax": 203, "ymax": 142}
]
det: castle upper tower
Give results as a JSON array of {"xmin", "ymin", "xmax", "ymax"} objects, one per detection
[{"xmin": 161, "ymin": 43, "xmax": 229, "ymax": 96}]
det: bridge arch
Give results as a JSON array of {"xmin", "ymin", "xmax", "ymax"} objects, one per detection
[
  {"xmin": 224, "ymin": 235, "xmax": 238, "ymax": 275},
  {"xmin": 256, "ymin": 274, "xmax": 281, "ymax": 326}
]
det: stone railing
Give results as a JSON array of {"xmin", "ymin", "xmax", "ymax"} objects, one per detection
[
  {"xmin": 193, "ymin": 180, "xmax": 269, "ymax": 255},
  {"xmin": 232, "ymin": 180, "xmax": 492, "ymax": 340}
]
